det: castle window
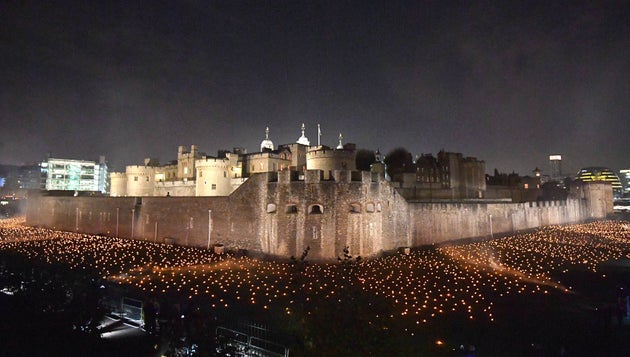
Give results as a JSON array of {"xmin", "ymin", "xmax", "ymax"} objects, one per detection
[
  {"xmin": 286, "ymin": 204, "xmax": 298, "ymax": 214},
  {"xmin": 211, "ymin": 184, "xmax": 217, "ymax": 190},
  {"xmin": 184, "ymin": 167, "xmax": 189, "ymax": 175},
  {"xmin": 366, "ymin": 202, "xmax": 375, "ymax": 213},
  {"xmin": 376, "ymin": 202, "xmax": 382, "ymax": 212},
  {"xmin": 134, "ymin": 176, "xmax": 138, "ymax": 182},
  {"xmin": 350, "ymin": 203, "xmax": 361, "ymax": 214},
  {"xmin": 266, "ymin": 203, "xmax": 277, "ymax": 213},
  {"xmin": 199, "ymin": 171, "xmax": 203, "ymax": 177},
  {"xmin": 224, "ymin": 171, "xmax": 227, "ymax": 177},
  {"xmin": 309, "ymin": 204, "xmax": 323, "ymax": 214},
  {"xmin": 146, "ymin": 176, "xmax": 149, "ymax": 182},
  {"xmin": 312, "ymin": 226, "xmax": 319, "ymax": 240}
]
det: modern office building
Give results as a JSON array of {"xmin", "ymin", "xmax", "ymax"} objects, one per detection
[
  {"xmin": 575, "ymin": 167, "xmax": 622, "ymax": 197},
  {"xmin": 42, "ymin": 156, "xmax": 108, "ymax": 193},
  {"xmin": 549, "ymin": 155, "xmax": 562, "ymax": 180},
  {"xmin": 620, "ymin": 169, "xmax": 630, "ymax": 197}
]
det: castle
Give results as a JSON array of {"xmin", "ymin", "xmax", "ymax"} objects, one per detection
[
  {"xmin": 109, "ymin": 124, "xmax": 356, "ymax": 198},
  {"xmin": 26, "ymin": 124, "xmax": 612, "ymax": 260}
]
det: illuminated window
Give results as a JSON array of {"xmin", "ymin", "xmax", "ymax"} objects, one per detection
[
  {"xmin": 524, "ymin": 183, "xmax": 529, "ymax": 189},
  {"xmin": 267, "ymin": 203, "xmax": 277, "ymax": 213}
]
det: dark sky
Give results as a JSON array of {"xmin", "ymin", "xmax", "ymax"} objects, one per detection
[{"xmin": 1, "ymin": 1, "xmax": 628, "ymax": 175}]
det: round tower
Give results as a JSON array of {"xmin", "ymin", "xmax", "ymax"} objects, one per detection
[
  {"xmin": 195, "ymin": 157, "xmax": 232, "ymax": 196},
  {"xmin": 125, "ymin": 165, "xmax": 156, "ymax": 196},
  {"xmin": 109, "ymin": 172, "xmax": 128, "ymax": 197}
]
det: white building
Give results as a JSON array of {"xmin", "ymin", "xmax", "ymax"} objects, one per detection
[{"xmin": 42, "ymin": 156, "xmax": 108, "ymax": 193}]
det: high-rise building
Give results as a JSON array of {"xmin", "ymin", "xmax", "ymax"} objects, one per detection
[
  {"xmin": 620, "ymin": 169, "xmax": 630, "ymax": 197},
  {"xmin": 42, "ymin": 156, "xmax": 108, "ymax": 193},
  {"xmin": 549, "ymin": 155, "xmax": 562, "ymax": 180}
]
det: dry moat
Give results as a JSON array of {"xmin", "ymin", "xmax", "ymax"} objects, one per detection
[{"xmin": 1, "ymin": 216, "xmax": 630, "ymax": 356}]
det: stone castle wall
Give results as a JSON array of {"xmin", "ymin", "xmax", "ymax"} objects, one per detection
[{"xmin": 26, "ymin": 172, "xmax": 607, "ymax": 260}]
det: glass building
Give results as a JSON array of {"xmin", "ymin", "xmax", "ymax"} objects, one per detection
[
  {"xmin": 42, "ymin": 157, "xmax": 108, "ymax": 193},
  {"xmin": 575, "ymin": 167, "xmax": 622, "ymax": 197},
  {"xmin": 620, "ymin": 169, "xmax": 630, "ymax": 197}
]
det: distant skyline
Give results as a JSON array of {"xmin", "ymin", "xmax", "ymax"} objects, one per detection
[{"xmin": 1, "ymin": 1, "xmax": 628, "ymax": 175}]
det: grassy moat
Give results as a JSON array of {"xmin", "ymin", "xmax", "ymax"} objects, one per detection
[{"xmin": 1, "ymin": 216, "xmax": 630, "ymax": 356}]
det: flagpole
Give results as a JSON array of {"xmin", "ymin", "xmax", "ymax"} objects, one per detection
[{"xmin": 317, "ymin": 124, "xmax": 321, "ymax": 146}]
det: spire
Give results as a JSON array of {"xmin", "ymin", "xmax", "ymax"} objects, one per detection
[
  {"xmin": 336, "ymin": 132, "xmax": 344, "ymax": 149},
  {"xmin": 260, "ymin": 126, "xmax": 274, "ymax": 152},
  {"xmin": 296, "ymin": 122, "xmax": 310, "ymax": 146}
]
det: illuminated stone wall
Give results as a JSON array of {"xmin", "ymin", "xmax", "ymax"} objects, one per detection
[
  {"xmin": 195, "ymin": 157, "xmax": 233, "ymax": 196},
  {"xmin": 306, "ymin": 146, "xmax": 356, "ymax": 180},
  {"xmin": 125, "ymin": 165, "xmax": 156, "ymax": 196},
  {"xmin": 26, "ymin": 173, "xmax": 607, "ymax": 260},
  {"xmin": 109, "ymin": 172, "xmax": 127, "ymax": 197}
]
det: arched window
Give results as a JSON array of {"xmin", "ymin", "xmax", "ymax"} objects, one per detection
[
  {"xmin": 350, "ymin": 203, "xmax": 361, "ymax": 214},
  {"xmin": 286, "ymin": 204, "xmax": 298, "ymax": 214},
  {"xmin": 366, "ymin": 202, "xmax": 375, "ymax": 213},
  {"xmin": 267, "ymin": 203, "xmax": 277, "ymax": 213},
  {"xmin": 309, "ymin": 204, "xmax": 323, "ymax": 214}
]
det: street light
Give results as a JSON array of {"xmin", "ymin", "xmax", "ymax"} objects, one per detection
[
  {"xmin": 131, "ymin": 208, "xmax": 135, "ymax": 239},
  {"xmin": 207, "ymin": 209, "xmax": 213, "ymax": 249}
]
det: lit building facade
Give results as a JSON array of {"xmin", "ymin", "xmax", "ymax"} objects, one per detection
[
  {"xmin": 43, "ymin": 156, "xmax": 108, "ymax": 193},
  {"xmin": 619, "ymin": 169, "xmax": 630, "ymax": 197},
  {"xmin": 575, "ymin": 167, "xmax": 622, "ymax": 198},
  {"xmin": 396, "ymin": 150, "xmax": 486, "ymax": 200}
]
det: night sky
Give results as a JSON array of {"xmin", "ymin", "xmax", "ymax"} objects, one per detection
[{"xmin": 1, "ymin": 1, "xmax": 628, "ymax": 175}]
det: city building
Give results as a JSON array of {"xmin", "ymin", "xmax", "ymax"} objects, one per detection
[
  {"xmin": 484, "ymin": 168, "xmax": 543, "ymax": 202},
  {"xmin": 549, "ymin": 155, "xmax": 562, "ymax": 180},
  {"xmin": 575, "ymin": 167, "xmax": 622, "ymax": 198},
  {"xmin": 620, "ymin": 169, "xmax": 630, "ymax": 197},
  {"xmin": 396, "ymin": 150, "xmax": 486, "ymax": 200},
  {"xmin": 42, "ymin": 156, "xmax": 108, "ymax": 194},
  {"xmin": 0, "ymin": 164, "xmax": 46, "ymax": 192}
]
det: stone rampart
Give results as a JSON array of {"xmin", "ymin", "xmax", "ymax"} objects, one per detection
[{"xmin": 26, "ymin": 172, "xmax": 604, "ymax": 260}]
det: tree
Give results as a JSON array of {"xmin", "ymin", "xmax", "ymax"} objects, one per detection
[
  {"xmin": 384, "ymin": 147, "xmax": 414, "ymax": 181},
  {"xmin": 355, "ymin": 149, "xmax": 376, "ymax": 171}
]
